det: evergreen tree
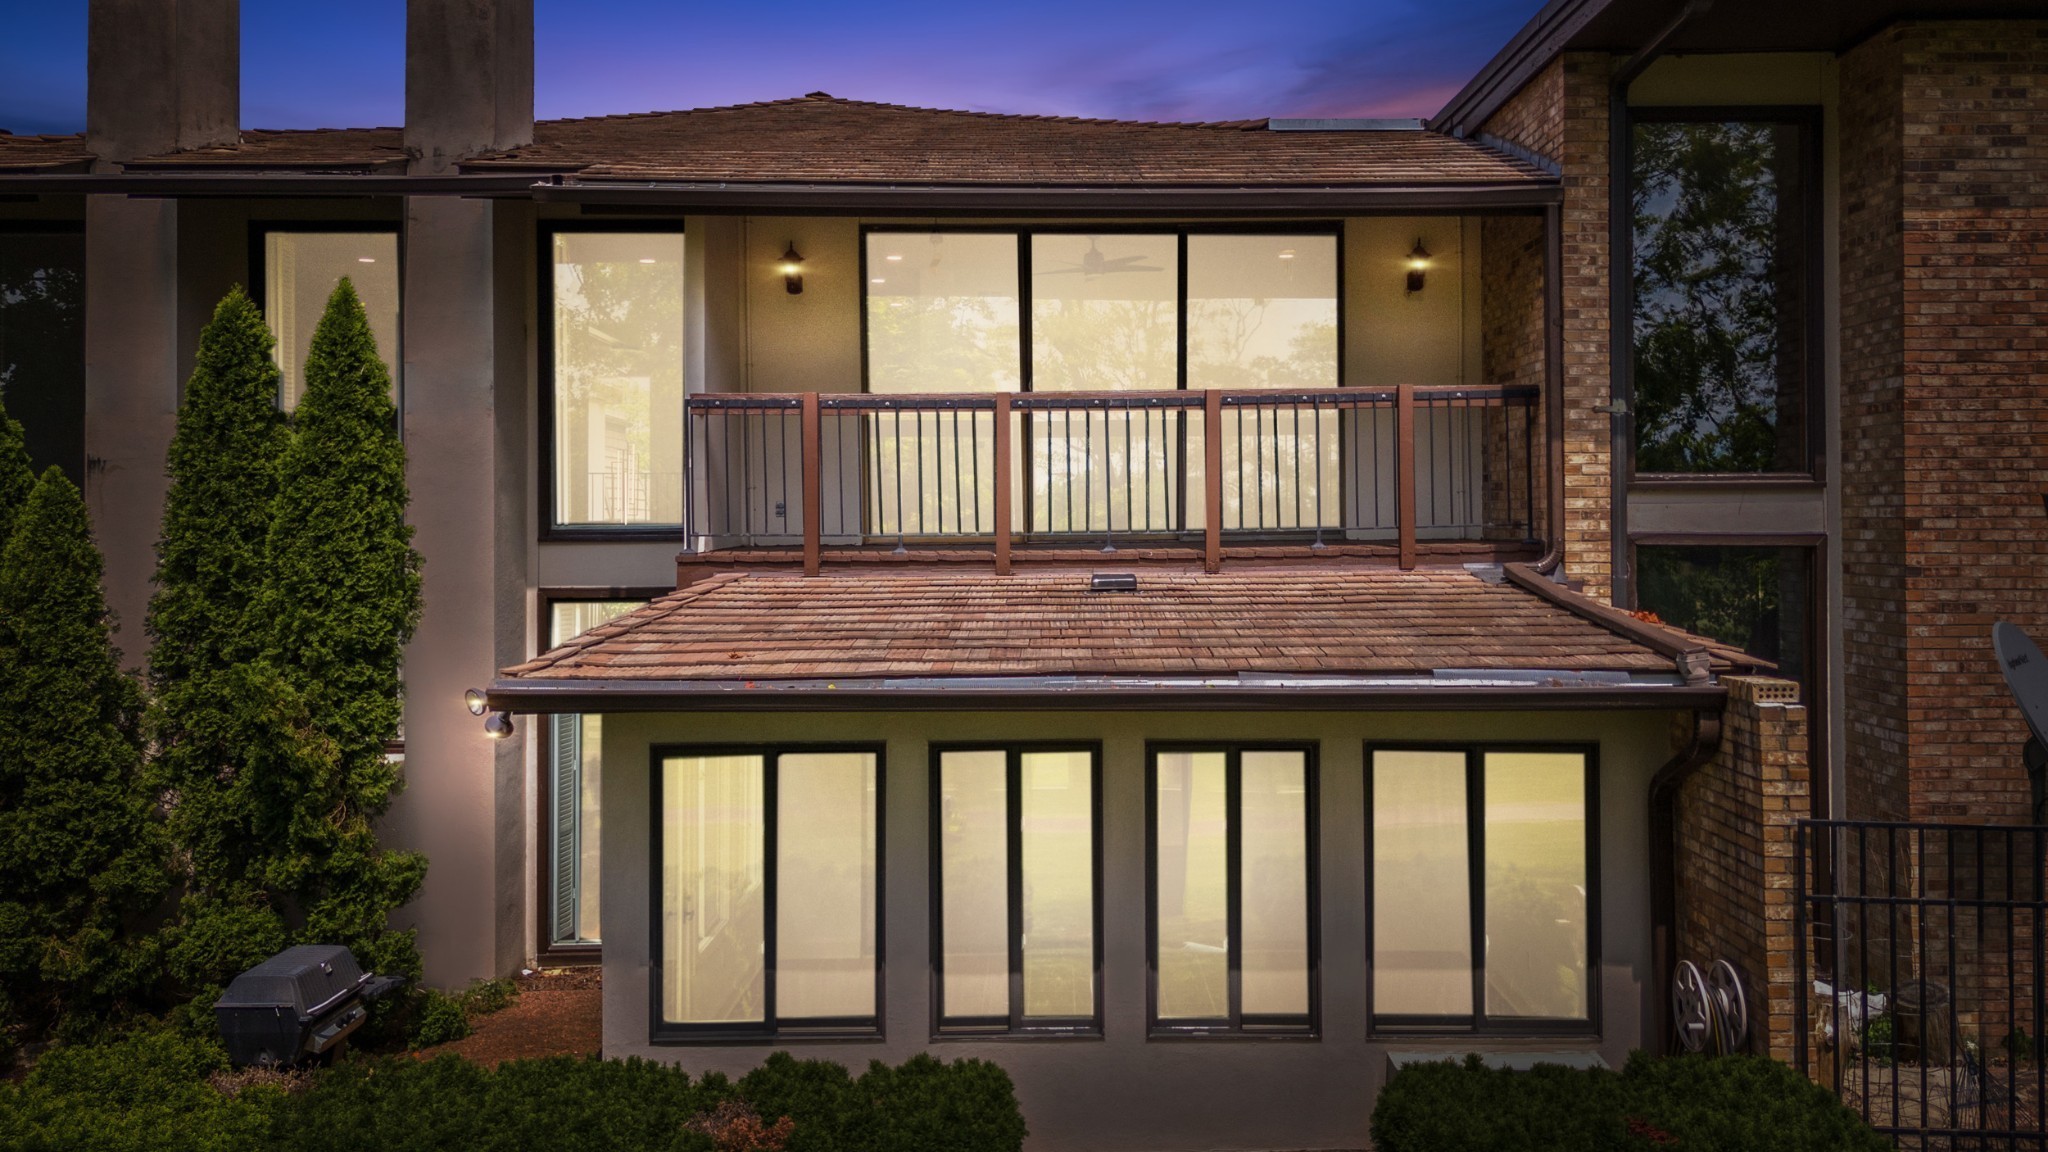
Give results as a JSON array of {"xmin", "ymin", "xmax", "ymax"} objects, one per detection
[
  {"xmin": 255, "ymin": 279, "xmax": 425, "ymax": 979},
  {"xmin": 0, "ymin": 470, "xmax": 169, "ymax": 1043},
  {"xmin": 0, "ymin": 397, "xmax": 33, "ymax": 546}
]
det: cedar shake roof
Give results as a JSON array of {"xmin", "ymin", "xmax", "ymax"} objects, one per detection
[
  {"xmin": 101, "ymin": 95, "xmax": 1546, "ymax": 187},
  {"xmin": 0, "ymin": 133, "xmax": 93, "ymax": 173},
  {"xmin": 498, "ymin": 567, "xmax": 1759, "ymax": 693}
]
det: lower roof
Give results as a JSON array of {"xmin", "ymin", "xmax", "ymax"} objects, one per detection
[{"xmin": 489, "ymin": 564, "xmax": 1760, "ymax": 712}]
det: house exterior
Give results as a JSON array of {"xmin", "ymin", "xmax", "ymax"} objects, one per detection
[{"xmin": 1, "ymin": 0, "xmax": 2043, "ymax": 1147}]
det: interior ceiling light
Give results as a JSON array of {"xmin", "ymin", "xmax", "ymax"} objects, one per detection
[
  {"xmin": 639, "ymin": 258, "xmax": 657, "ymax": 264},
  {"xmin": 885, "ymin": 254, "xmax": 903, "ymax": 262},
  {"xmin": 357, "ymin": 256, "xmax": 376, "ymax": 263},
  {"xmin": 1279, "ymin": 248, "xmax": 1297, "ymax": 260}
]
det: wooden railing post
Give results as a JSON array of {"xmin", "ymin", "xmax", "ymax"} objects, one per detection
[
  {"xmin": 1203, "ymin": 389, "xmax": 1223, "ymax": 574},
  {"xmin": 801, "ymin": 392, "xmax": 822, "ymax": 576},
  {"xmin": 1396, "ymin": 384, "xmax": 1417, "ymax": 570},
  {"xmin": 993, "ymin": 393, "xmax": 1013, "ymax": 576}
]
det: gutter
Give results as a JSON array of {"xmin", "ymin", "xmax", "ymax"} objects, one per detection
[
  {"xmin": 1646, "ymin": 707, "xmax": 1723, "ymax": 1055},
  {"xmin": 0, "ymin": 172, "xmax": 541, "ymax": 197}
]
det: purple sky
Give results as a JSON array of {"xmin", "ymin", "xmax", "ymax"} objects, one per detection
[{"xmin": 1, "ymin": 0, "xmax": 1539, "ymax": 136}]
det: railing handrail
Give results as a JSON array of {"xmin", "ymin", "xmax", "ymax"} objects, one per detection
[{"xmin": 683, "ymin": 384, "xmax": 1538, "ymax": 413}]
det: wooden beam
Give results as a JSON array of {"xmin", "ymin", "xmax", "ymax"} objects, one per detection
[
  {"xmin": 993, "ymin": 393, "xmax": 1013, "ymax": 576},
  {"xmin": 1397, "ymin": 384, "xmax": 1417, "ymax": 571},
  {"xmin": 1203, "ymin": 389, "xmax": 1223, "ymax": 574},
  {"xmin": 801, "ymin": 392, "xmax": 822, "ymax": 576}
]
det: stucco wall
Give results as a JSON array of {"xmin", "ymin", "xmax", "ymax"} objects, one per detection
[{"xmin": 596, "ymin": 707, "xmax": 1673, "ymax": 1152}]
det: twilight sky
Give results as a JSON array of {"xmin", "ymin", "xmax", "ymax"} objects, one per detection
[{"xmin": 1, "ymin": 0, "xmax": 1540, "ymax": 137}]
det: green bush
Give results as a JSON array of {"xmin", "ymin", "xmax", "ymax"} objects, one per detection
[
  {"xmin": 0, "ymin": 1032, "xmax": 282, "ymax": 1152},
  {"xmin": 1370, "ymin": 1052, "xmax": 1890, "ymax": 1152},
  {"xmin": 407, "ymin": 990, "xmax": 471, "ymax": 1049}
]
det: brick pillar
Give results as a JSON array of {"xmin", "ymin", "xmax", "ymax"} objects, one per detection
[{"xmin": 1677, "ymin": 676, "xmax": 1810, "ymax": 1061}]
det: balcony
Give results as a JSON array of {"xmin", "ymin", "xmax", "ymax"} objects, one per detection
[{"xmin": 680, "ymin": 384, "xmax": 1540, "ymax": 574}]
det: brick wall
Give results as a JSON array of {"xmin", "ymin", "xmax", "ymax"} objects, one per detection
[
  {"xmin": 1839, "ymin": 20, "xmax": 2048, "ymax": 823},
  {"xmin": 1480, "ymin": 54, "xmax": 1615, "ymax": 601},
  {"xmin": 1480, "ymin": 213, "xmax": 1547, "ymax": 541},
  {"xmin": 1676, "ymin": 676, "xmax": 1810, "ymax": 1061}
]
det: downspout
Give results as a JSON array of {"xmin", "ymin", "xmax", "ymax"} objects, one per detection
[
  {"xmin": 1605, "ymin": 0, "xmax": 1712, "ymax": 603},
  {"xmin": 1648, "ymin": 705, "xmax": 1722, "ymax": 1055},
  {"xmin": 1536, "ymin": 200, "xmax": 1566, "ymax": 574}
]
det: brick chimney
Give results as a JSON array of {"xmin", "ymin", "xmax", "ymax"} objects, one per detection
[
  {"xmin": 404, "ymin": 0, "xmax": 534, "ymax": 174},
  {"xmin": 86, "ymin": 0, "xmax": 239, "ymax": 167}
]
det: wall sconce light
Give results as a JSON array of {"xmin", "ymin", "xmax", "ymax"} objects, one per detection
[
  {"xmin": 779, "ymin": 243, "xmax": 804, "ymax": 295},
  {"xmin": 1406, "ymin": 239, "xmax": 1431, "ymax": 294}
]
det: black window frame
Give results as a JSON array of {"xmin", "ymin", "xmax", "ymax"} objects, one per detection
[
  {"xmin": 248, "ymin": 219, "xmax": 405, "ymax": 414},
  {"xmin": 928, "ymin": 741, "xmax": 1106, "ymax": 1039},
  {"xmin": 1622, "ymin": 104, "xmax": 1825, "ymax": 482},
  {"xmin": 539, "ymin": 219, "xmax": 689, "ymax": 541},
  {"xmin": 1365, "ymin": 741, "xmax": 1602, "ymax": 1037},
  {"xmin": 0, "ymin": 219, "xmax": 88, "ymax": 486},
  {"xmin": 1144, "ymin": 741, "xmax": 1321, "ymax": 1039},
  {"xmin": 858, "ymin": 222, "xmax": 1347, "ymax": 396},
  {"xmin": 648, "ymin": 741, "xmax": 887, "ymax": 1043}
]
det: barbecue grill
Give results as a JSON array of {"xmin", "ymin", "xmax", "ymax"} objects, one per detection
[{"xmin": 214, "ymin": 945, "xmax": 403, "ymax": 1066}]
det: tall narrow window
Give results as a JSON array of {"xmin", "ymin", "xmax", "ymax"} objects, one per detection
[
  {"xmin": 548, "ymin": 228, "xmax": 686, "ymax": 530},
  {"xmin": 0, "ymin": 226, "xmax": 86, "ymax": 483},
  {"xmin": 1185, "ymin": 234, "xmax": 1338, "ymax": 391},
  {"xmin": 1150, "ymin": 746, "xmax": 1315, "ymax": 1035},
  {"xmin": 1629, "ymin": 111, "xmax": 1816, "ymax": 474},
  {"xmin": 934, "ymin": 746, "xmax": 1100, "ymax": 1033},
  {"xmin": 1369, "ymin": 745, "xmax": 1596, "ymax": 1032},
  {"xmin": 656, "ymin": 747, "xmax": 880, "ymax": 1038},
  {"xmin": 544, "ymin": 599, "xmax": 646, "ymax": 949},
  {"xmin": 259, "ymin": 228, "xmax": 400, "ymax": 410},
  {"xmin": 1635, "ymin": 544, "xmax": 1813, "ymax": 693}
]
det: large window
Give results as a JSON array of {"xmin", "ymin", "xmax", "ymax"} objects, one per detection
[
  {"xmin": 932, "ymin": 745, "xmax": 1101, "ymax": 1034},
  {"xmin": 655, "ymin": 746, "xmax": 881, "ymax": 1038},
  {"xmin": 542, "ymin": 599, "xmax": 647, "ymax": 950},
  {"xmin": 257, "ymin": 227, "xmax": 400, "ymax": 411},
  {"xmin": 0, "ymin": 226, "xmax": 86, "ymax": 484},
  {"xmin": 1369, "ymin": 745, "xmax": 1596, "ymax": 1032},
  {"xmin": 1635, "ymin": 543, "xmax": 1813, "ymax": 692},
  {"xmin": 1629, "ymin": 109, "xmax": 1817, "ymax": 475},
  {"xmin": 546, "ymin": 226, "xmax": 686, "ymax": 532},
  {"xmin": 1148, "ymin": 745, "xmax": 1316, "ymax": 1035}
]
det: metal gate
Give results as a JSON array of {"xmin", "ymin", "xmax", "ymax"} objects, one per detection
[{"xmin": 1796, "ymin": 819, "xmax": 2048, "ymax": 1148}]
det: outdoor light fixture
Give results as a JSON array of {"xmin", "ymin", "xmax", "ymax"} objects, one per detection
[
  {"xmin": 1406, "ymin": 239, "xmax": 1431, "ymax": 294},
  {"xmin": 463, "ymin": 688, "xmax": 488, "ymax": 716},
  {"xmin": 779, "ymin": 244, "xmax": 805, "ymax": 294},
  {"xmin": 483, "ymin": 711, "xmax": 515, "ymax": 740}
]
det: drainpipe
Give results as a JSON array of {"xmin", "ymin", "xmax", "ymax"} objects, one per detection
[
  {"xmin": 1605, "ymin": 0, "xmax": 1712, "ymax": 604},
  {"xmin": 1536, "ymin": 200, "xmax": 1566, "ymax": 575},
  {"xmin": 1647, "ymin": 706, "xmax": 1722, "ymax": 1055}
]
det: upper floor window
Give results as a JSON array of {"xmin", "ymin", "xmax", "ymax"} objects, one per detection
[
  {"xmin": 1629, "ymin": 109, "xmax": 1817, "ymax": 476},
  {"xmin": 545, "ymin": 225, "xmax": 685, "ymax": 533},
  {"xmin": 0, "ymin": 225, "xmax": 86, "ymax": 484},
  {"xmin": 864, "ymin": 228, "xmax": 1338, "ymax": 394},
  {"xmin": 257, "ymin": 227, "xmax": 400, "ymax": 411}
]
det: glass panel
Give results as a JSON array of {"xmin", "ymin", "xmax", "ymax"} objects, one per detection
[
  {"xmin": 1372, "ymin": 750, "xmax": 1471, "ymax": 1017},
  {"xmin": 659, "ymin": 754, "xmax": 765, "ymax": 1025},
  {"xmin": 1483, "ymin": 752, "xmax": 1589, "ymax": 1020},
  {"xmin": 544, "ymin": 600, "xmax": 645, "ymax": 947},
  {"xmin": 1020, "ymin": 750, "xmax": 1094, "ymax": 1019},
  {"xmin": 1241, "ymin": 750, "xmax": 1310, "ymax": 1017},
  {"xmin": 939, "ymin": 750, "xmax": 1009, "ymax": 1019},
  {"xmin": 866, "ymin": 232, "xmax": 1020, "ymax": 394},
  {"xmin": 1186, "ymin": 234, "xmax": 1338, "ymax": 390},
  {"xmin": 263, "ymin": 231, "xmax": 399, "ymax": 411},
  {"xmin": 1635, "ymin": 545, "xmax": 1811, "ymax": 691},
  {"xmin": 1155, "ymin": 752, "xmax": 1228, "ymax": 1020},
  {"xmin": 551, "ymin": 231, "xmax": 686, "ymax": 526},
  {"xmin": 776, "ymin": 752, "xmax": 878, "ymax": 1020},
  {"xmin": 0, "ymin": 229, "xmax": 86, "ymax": 483},
  {"xmin": 1631, "ymin": 119, "xmax": 1809, "ymax": 473},
  {"xmin": 1030, "ymin": 233, "xmax": 1177, "ymax": 392}
]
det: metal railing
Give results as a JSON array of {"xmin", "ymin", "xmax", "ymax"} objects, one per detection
[
  {"xmin": 683, "ymin": 384, "xmax": 1539, "ymax": 572},
  {"xmin": 1796, "ymin": 819, "xmax": 2048, "ymax": 1148}
]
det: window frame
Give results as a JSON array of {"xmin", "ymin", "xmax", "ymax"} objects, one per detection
[
  {"xmin": 1622, "ymin": 104, "xmax": 1825, "ymax": 482},
  {"xmin": 647, "ymin": 741, "xmax": 887, "ymax": 1043},
  {"xmin": 247, "ymin": 220, "xmax": 405, "ymax": 414},
  {"xmin": 1144, "ymin": 741, "xmax": 1321, "ymax": 1040},
  {"xmin": 1364, "ymin": 740, "xmax": 1602, "ymax": 1037},
  {"xmin": 858, "ymin": 222, "xmax": 1347, "ymax": 396},
  {"xmin": 928, "ymin": 741, "xmax": 1106, "ymax": 1039},
  {"xmin": 538, "ymin": 219, "xmax": 690, "ymax": 541},
  {"xmin": 0, "ymin": 219, "xmax": 89, "ymax": 486}
]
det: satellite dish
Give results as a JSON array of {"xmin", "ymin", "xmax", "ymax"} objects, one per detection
[{"xmin": 1992, "ymin": 622, "xmax": 2048, "ymax": 823}]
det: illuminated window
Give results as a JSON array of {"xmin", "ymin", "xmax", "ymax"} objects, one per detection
[{"xmin": 260, "ymin": 228, "xmax": 400, "ymax": 411}]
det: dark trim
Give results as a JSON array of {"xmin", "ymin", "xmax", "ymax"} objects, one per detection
[
  {"xmin": 1646, "ymin": 710, "xmax": 1722, "ymax": 1054},
  {"xmin": 1365, "ymin": 741, "xmax": 1603, "ymax": 1037},
  {"xmin": 247, "ymin": 219, "xmax": 404, "ymax": 413},
  {"xmin": 0, "ymin": 173, "xmax": 545, "ymax": 196},
  {"xmin": 929, "ymin": 742, "xmax": 1105, "ymax": 1038},
  {"xmin": 648, "ymin": 742, "xmax": 887, "ymax": 1044},
  {"xmin": 537, "ymin": 180, "xmax": 1561, "ymax": 216},
  {"xmin": 1144, "ymin": 742, "xmax": 1321, "ymax": 1039},
  {"xmin": 1628, "ymin": 473, "xmax": 1824, "ymax": 492},
  {"xmin": 1430, "ymin": 0, "xmax": 1609, "ymax": 138},
  {"xmin": 1537, "ymin": 201, "xmax": 1566, "ymax": 572},
  {"xmin": 536, "ymin": 219, "xmax": 689, "ymax": 541}
]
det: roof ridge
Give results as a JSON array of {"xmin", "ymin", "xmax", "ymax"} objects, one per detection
[{"xmin": 528, "ymin": 92, "xmax": 1271, "ymax": 133}]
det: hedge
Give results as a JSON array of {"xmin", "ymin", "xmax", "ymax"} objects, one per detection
[
  {"xmin": 0, "ymin": 1035, "xmax": 1026, "ymax": 1152},
  {"xmin": 1370, "ymin": 1052, "xmax": 1891, "ymax": 1152}
]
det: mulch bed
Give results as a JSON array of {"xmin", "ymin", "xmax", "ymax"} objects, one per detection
[{"xmin": 413, "ymin": 967, "xmax": 602, "ymax": 1068}]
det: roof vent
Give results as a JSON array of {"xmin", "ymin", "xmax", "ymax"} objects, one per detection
[
  {"xmin": 1090, "ymin": 573, "xmax": 1138, "ymax": 593},
  {"xmin": 1267, "ymin": 117, "xmax": 1423, "ymax": 132}
]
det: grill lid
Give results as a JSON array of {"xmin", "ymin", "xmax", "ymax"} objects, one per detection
[{"xmin": 214, "ymin": 944, "xmax": 367, "ymax": 1017}]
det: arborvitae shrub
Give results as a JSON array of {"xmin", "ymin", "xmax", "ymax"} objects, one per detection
[{"xmin": 0, "ymin": 397, "xmax": 33, "ymax": 546}]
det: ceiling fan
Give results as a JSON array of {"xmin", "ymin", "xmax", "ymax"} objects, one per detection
[{"xmin": 1036, "ymin": 237, "xmax": 1163, "ymax": 279}]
